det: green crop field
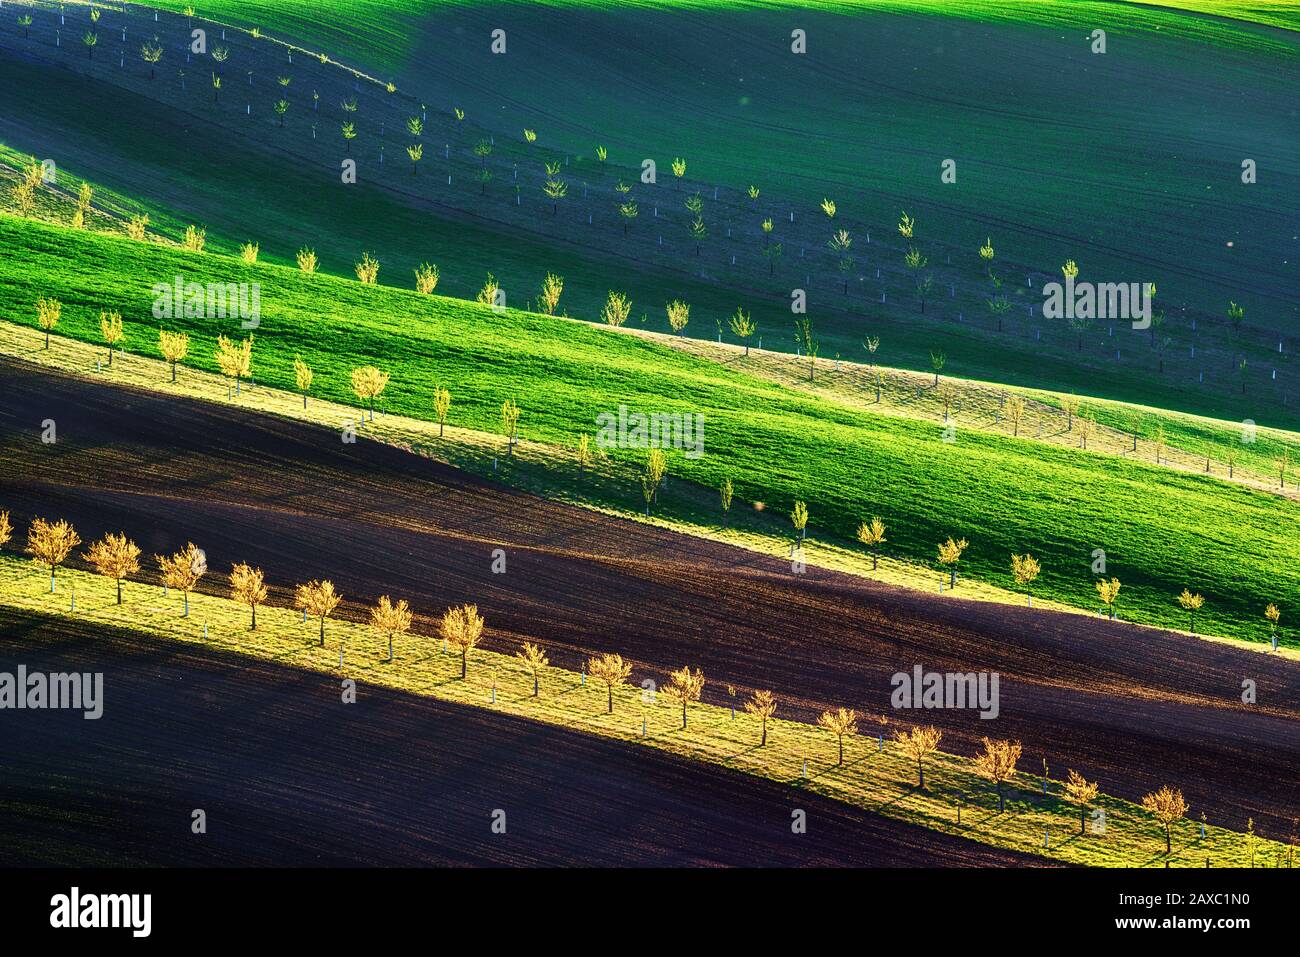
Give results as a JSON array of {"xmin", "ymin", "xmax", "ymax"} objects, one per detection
[{"xmin": 2, "ymin": 213, "xmax": 1294, "ymax": 646}]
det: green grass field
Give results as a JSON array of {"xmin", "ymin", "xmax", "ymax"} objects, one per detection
[
  {"xmin": 3, "ymin": 0, "xmax": 1297, "ymax": 431},
  {"xmin": 2, "ymin": 553, "xmax": 1289, "ymax": 868},
  {"xmin": 2, "ymin": 213, "xmax": 1295, "ymax": 647}
]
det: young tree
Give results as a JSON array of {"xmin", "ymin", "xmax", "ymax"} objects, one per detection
[
  {"xmin": 501, "ymin": 399, "xmax": 521, "ymax": 455},
  {"xmin": 296, "ymin": 247, "xmax": 319, "ymax": 273},
  {"xmin": 1265, "ymin": 603, "xmax": 1281, "ymax": 650},
  {"xmin": 744, "ymin": 690, "xmax": 777, "ymax": 746},
  {"xmin": 239, "ymin": 242, "xmax": 259, "ymax": 264},
  {"xmin": 354, "ymin": 252, "xmax": 379, "ymax": 284},
  {"xmin": 1060, "ymin": 394, "xmax": 1080, "ymax": 431},
  {"xmin": 99, "ymin": 310, "xmax": 123, "ymax": 366},
  {"xmin": 576, "ymin": 433, "xmax": 594, "ymax": 474},
  {"xmin": 229, "ymin": 562, "xmax": 268, "ymax": 630},
  {"xmin": 719, "ymin": 477, "xmax": 734, "ymax": 526},
  {"xmin": 538, "ymin": 273, "xmax": 563, "ymax": 316},
  {"xmin": 1178, "ymin": 588, "xmax": 1205, "ymax": 633},
  {"xmin": 126, "ymin": 213, "xmax": 150, "ymax": 241},
  {"xmin": 293, "ymin": 355, "xmax": 313, "ymax": 409},
  {"xmin": 296, "ymin": 579, "xmax": 342, "ymax": 645},
  {"xmin": 72, "ymin": 181, "xmax": 93, "ymax": 229},
  {"xmin": 1064, "ymin": 769, "xmax": 1100, "ymax": 835},
  {"xmin": 790, "ymin": 500, "xmax": 808, "ymax": 544},
  {"xmin": 340, "ymin": 121, "xmax": 357, "ymax": 153},
  {"xmin": 542, "ymin": 178, "xmax": 568, "ymax": 215},
  {"xmin": 665, "ymin": 300, "xmax": 690, "ymax": 336},
  {"xmin": 895, "ymin": 725, "xmax": 942, "ymax": 789},
  {"xmin": 1010, "ymin": 553, "xmax": 1041, "ymax": 606},
  {"xmin": 729, "ymin": 307, "xmax": 756, "ymax": 356},
  {"xmin": 601, "ymin": 291, "xmax": 632, "ymax": 327},
  {"xmin": 350, "ymin": 365, "xmax": 390, "ymax": 422},
  {"xmin": 915, "ymin": 275, "xmax": 935, "ymax": 314},
  {"xmin": 856, "ymin": 517, "xmax": 886, "ymax": 570},
  {"xmin": 183, "ymin": 225, "xmax": 206, "ymax": 252},
  {"xmin": 671, "ymin": 157, "xmax": 687, "ymax": 178},
  {"xmin": 0, "ymin": 511, "xmax": 11, "ymax": 551},
  {"xmin": 476, "ymin": 273, "xmax": 502, "ymax": 306},
  {"xmin": 588, "ymin": 653, "xmax": 633, "ymax": 714},
  {"xmin": 36, "ymin": 298, "xmax": 61, "ymax": 350},
  {"xmin": 662, "ymin": 665, "xmax": 705, "ymax": 730},
  {"xmin": 929, "ymin": 350, "xmax": 946, "ymax": 386},
  {"xmin": 433, "ymin": 386, "xmax": 452, "ymax": 437},
  {"xmin": 157, "ymin": 542, "xmax": 206, "ymax": 617},
  {"xmin": 441, "ymin": 603, "xmax": 484, "ymax": 678},
  {"xmin": 141, "ymin": 40, "xmax": 164, "ymax": 80},
  {"xmin": 688, "ymin": 216, "xmax": 708, "ymax": 256},
  {"xmin": 817, "ymin": 707, "xmax": 858, "ymax": 766},
  {"xmin": 1096, "ymin": 577, "xmax": 1122, "ymax": 620},
  {"xmin": 371, "ymin": 595, "xmax": 412, "ymax": 662},
  {"xmin": 83, "ymin": 29, "xmax": 99, "ymax": 59},
  {"xmin": 516, "ymin": 641, "xmax": 548, "ymax": 697},
  {"xmin": 406, "ymin": 142, "xmax": 423, "ymax": 175},
  {"xmin": 793, "ymin": 314, "xmax": 818, "ymax": 381},
  {"xmin": 1141, "ymin": 785, "xmax": 1188, "ymax": 856},
  {"xmin": 978, "ymin": 237, "xmax": 995, "ymax": 277},
  {"xmin": 473, "ymin": 138, "xmax": 492, "ymax": 167},
  {"xmin": 26, "ymin": 518, "xmax": 81, "ymax": 594},
  {"xmin": 897, "ymin": 211, "xmax": 915, "ymax": 239},
  {"xmin": 85, "ymin": 532, "xmax": 141, "ymax": 605},
  {"xmin": 215, "ymin": 334, "xmax": 253, "ymax": 398},
  {"xmin": 643, "ymin": 448, "xmax": 667, "ymax": 507},
  {"xmin": 1005, "ymin": 395, "xmax": 1026, "ymax": 436},
  {"xmin": 414, "ymin": 262, "xmax": 440, "ymax": 294},
  {"xmin": 974, "ymin": 737, "xmax": 1022, "ymax": 812},
  {"xmin": 936, "ymin": 537, "xmax": 968, "ymax": 590},
  {"xmin": 18, "ymin": 15, "xmax": 32, "ymax": 38},
  {"xmin": 158, "ymin": 329, "xmax": 189, "ymax": 382},
  {"xmin": 762, "ymin": 241, "xmax": 783, "ymax": 276},
  {"xmin": 618, "ymin": 200, "xmax": 639, "ymax": 236}
]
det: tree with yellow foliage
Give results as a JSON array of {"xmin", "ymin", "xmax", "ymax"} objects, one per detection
[
  {"xmin": 441, "ymin": 603, "xmax": 485, "ymax": 678},
  {"xmin": 36, "ymin": 298, "xmax": 60, "ymax": 350},
  {"xmin": 99, "ymin": 310, "xmax": 123, "ymax": 366},
  {"xmin": 601, "ymin": 290, "xmax": 632, "ymax": 328},
  {"xmin": 538, "ymin": 273, "xmax": 563, "ymax": 316},
  {"xmin": 937, "ymin": 537, "xmax": 968, "ymax": 590},
  {"xmin": 817, "ymin": 707, "xmax": 858, "ymax": 766},
  {"xmin": 790, "ymin": 500, "xmax": 808, "ymax": 545},
  {"xmin": 229, "ymin": 562, "xmax": 268, "ymax": 630},
  {"xmin": 0, "ymin": 511, "xmax": 11, "ymax": 551},
  {"xmin": 1265, "ymin": 603, "xmax": 1281, "ymax": 651},
  {"xmin": 354, "ymin": 251, "xmax": 379, "ymax": 284},
  {"xmin": 214, "ymin": 334, "xmax": 253, "ymax": 398},
  {"xmin": 296, "ymin": 579, "xmax": 342, "ymax": 645},
  {"xmin": 433, "ymin": 386, "xmax": 451, "ymax": 437},
  {"xmin": 1141, "ymin": 785, "xmax": 1188, "ymax": 856},
  {"xmin": 719, "ymin": 477, "xmax": 734, "ymax": 526},
  {"xmin": 293, "ymin": 355, "xmax": 313, "ymax": 409},
  {"xmin": 729, "ymin": 307, "xmax": 756, "ymax": 356},
  {"xmin": 1005, "ymin": 395, "xmax": 1026, "ymax": 436},
  {"xmin": 158, "ymin": 329, "xmax": 189, "ymax": 382},
  {"xmin": 350, "ymin": 365, "xmax": 390, "ymax": 422},
  {"xmin": 856, "ymin": 517, "xmax": 886, "ymax": 570},
  {"xmin": 296, "ymin": 247, "xmax": 319, "ymax": 274},
  {"xmin": 414, "ymin": 262, "xmax": 440, "ymax": 294},
  {"xmin": 895, "ymin": 724, "xmax": 942, "ymax": 789},
  {"xmin": 973, "ymin": 737, "xmax": 1022, "ymax": 812},
  {"xmin": 26, "ymin": 518, "xmax": 81, "ymax": 593},
  {"xmin": 516, "ymin": 641, "xmax": 548, "ymax": 697},
  {"xmin": 577, "ymin": 434, "xmax": 593, "ymax": 475},
  {"xmin": 501, "ymin": 399, "xmax": 521, "ymax": 456},
  {"xmin": 1010, "ymin": 553, "xmax": 1041, "ymax": 606},
  {"xmin": 1064, "ymin": 769, "xmax": 1100, "ymax": 835},
  {"xmin": 662, "ymin": 665, "xmax": 705, "ymax": 730},
  {"xmin": 371, "ymin": 595, "xmax": 412, "ymax": 662},
  {"xmin": 587, "ymin": 653, "xmax": 633, "ymax": 714},
  {"xmin": 665, "ymin": 300, "xmax": 690, "ymax": 336},
  {"xmin": 85, "ymin": 532, "xmax": 141, "ymax": 605},
  {"xmin": 1096, "ymin": 577, "xmax": 1121, "ymax": 620},
  {"xmin": 642, "ymin": 448, "xmax": 667, "ymax": 508},
  {"xmin": 1178, "ymin": 588, "xmax": 1205, "ymax": 634},
  {"xmin": 157, "ymin": 542, "xmax": 206, "ymax": 617},
  {"xmin": 744, "ymin": 690, "xmax": 777, "ymax": 746}
]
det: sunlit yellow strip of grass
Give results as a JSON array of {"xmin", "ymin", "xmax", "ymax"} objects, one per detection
[
  {"xmin": 0, "ymin": 555, "xmax": 1288, "ymax": 868},
  {"xmin": 5, "ymin": 320, "xmax": 1295, "ymax": 662}
]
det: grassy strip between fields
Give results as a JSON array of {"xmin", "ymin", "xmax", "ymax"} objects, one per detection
[
  {"xmin": 0, "ymin": 555, "xmax": 1290, "ymax": 868},
  {"xmin": 6, "ymin": 319, "xmax": 1296, "ymax": 663}
]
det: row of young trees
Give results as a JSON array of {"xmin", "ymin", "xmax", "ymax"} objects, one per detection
[
  {"xmin": 1, "ymin": 507, "xmax": 1206, "ymax": 855},
  {"xmin": 29, "ymin": 295, "xmax": 1290, "ymax": 646}
]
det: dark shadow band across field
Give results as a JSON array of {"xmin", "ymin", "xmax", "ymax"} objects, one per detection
[
  {"xmin": 0, "ymin": 608, "xmax": 1051, "ymax": 867},
  {"xmin": 1, "ymin": 360, "xmax": 1296, "ymax": 840}
]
